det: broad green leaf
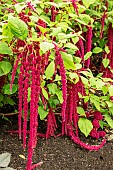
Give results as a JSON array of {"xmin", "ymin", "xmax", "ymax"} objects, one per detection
[
  {"xmin": 105, "ymin": 114, "xmax": 113, "ymax": 128},
  {"xmin": 0, "ymin": 61, "xmax": 12, "ymax": 75},
  {"xmin": 102, "ymin": 58, "xmax": 110, "ymax": 68},
  {"xmin": 109, "ymin": 106, "xmax": 113, "ymax": 115},
  {"xmin": 78, "ymin": 118, "xmax": 93, "ymax": 137},
  {"xmin": 82, "ymin": 0, "xmax": 96, "ymax": 8},
  {"xmin": 84, "ymin": 51, "xmax": 92, "ymax": 60},
  {"xmin": 7, "ymin": 98, "xmax": 15, "ymax": 106},
  {"xmin": 60, "ymin": 52, "xmax": 76, "ymax": 70},
  {"xmin": 105, "ymin": 46, "xmax": 110, "ymax": 54},
  {"xmin": 4, "ymin": 84, "xmax": 17, "ymax": 95},
  {"xmin": 47, "ymin": 83, "xmax": 57, "ymax": 94},
  {"xmin": 108, "ymin": 85, "xmax": 113, "ymax": 96},
  {"xmin": 102, "ymin": 86, "xmax": 108, "ymax": 95},
  {"xmin": 14, "ymin": 3, "xmax": 26, "ymax": 13},
  {"xmin": 42, "ymin": 87, "xmax": 48, "ymax": 100},
  {"xmin": 0, "ymin": 42, "xmax": 13, "ymax": 55},
  {"xmin": 56, "ymin": 90, "xmax": 63, "ymax": 103},
  {"xmin": 75, "ymin": 63, "xmax": 82, "ymax": 70},
  {"xmin": 51, "ymin": 27, "xmax": 62, "ymax": 36},
  {"xmin": 0, "ymin": 93, "xmax": 3, "ymax": 102},
  {"xmin": 65, "ymin": 43, "xmax": 78, "ymax": 51},
  {"xmin": 40, "ymin": 42, "xmax": 54, "ymax": 53},
  {"xmin": 2, "ymin": 24, "xmax": 14, "ymax": 43},
  {"xmin": 92, "ymin": 47, "xmax": 102, "ymax": 54},
  {"xmin": 77, "ymin": 107, "xmax": 86, "ymax": 116},
  {"xmin": 84, "ymin": 96, "xmax": 89, "ymax": 103},
  {"xmin": 8, "ymin": 15, "xmax": 28, "ymax": 40},
  {"xmin": 45, "ymin": 61, "xmax": 55, "ymax": 79},
  {"xmin": 28, "ymin": 87, "xmax": 31, "ymax": 102},
  {"xmin": 93, "ymin": 100, "xmax": 100, "ymax": 111},
  {"xmin": 0, "ymin": 152, "xmax": 11, "ymax": 167},
  {"xmin": 38, "ymin": 106, "xmax": 48, "ymax": 120},
  {"xmin": 106, "ymin": 101, "xmax": 113, "ymax": 108},
  {"xmin": 80, "ymin": 76, "xmax": 88, "ymax": 86}
]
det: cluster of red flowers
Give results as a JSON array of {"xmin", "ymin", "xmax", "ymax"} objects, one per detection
[{"xmin": 90, "ymin": 111, "xmax": 106, "ymax": 139}]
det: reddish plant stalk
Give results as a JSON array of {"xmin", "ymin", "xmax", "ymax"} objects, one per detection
[
  {"xmin": 72, "ymin": 0, "xmax": 79, "ymax": 15},
  {"xmin": 100, "ymin": 1, "xmax": 108, "ymax": 39},
  {"xmin": 85, "ymin": 26, "xmax": 92, "ymax": 68}
]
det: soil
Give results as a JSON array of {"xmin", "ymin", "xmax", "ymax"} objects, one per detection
[{"xmin": 0, "ymin": 116, "xmax": 113, "ymax": 170}]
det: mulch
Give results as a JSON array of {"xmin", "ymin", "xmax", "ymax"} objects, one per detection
[{"xmin": 0, "ymin": 116, "xmax": 113, "ymax": 170}]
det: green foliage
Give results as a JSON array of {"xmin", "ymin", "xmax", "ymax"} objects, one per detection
[{"xmin": 78, "ymin": 118, "xmax": 93, "ymax": 137}]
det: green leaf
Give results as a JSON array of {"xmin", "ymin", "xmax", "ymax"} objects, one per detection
[
  {"xmin": 77, "ymin": 107, "xmax": 86, "ymax": 116},
  {"xmin": 108, "ymin": 85, "xmax": 113, "ymax": 96},
  {"xmin": 47, "ymin": 83, "xmax": 57, "ymax": 94},
  {"xmin": 94, "ymin": 100, "xmax": 100, "ymax": 111},
  {"xmin": 60, "ymin": 51, "xmax": 76, "ymax": 70},
  {"xmin": 105, "ymin": 46, "xmax": 110, "ymax": 54},
  {"xmin": 106, "ymin": 101, "xmax": 113, "ymax": 108},
  {"xmin": 105, "ymin": 114, "xmax": 113, "ymax": 128},
  {"xmin": 75, "ymin": 63, "xmax": 82, "ymax": 70},
  {"xmin": 84, "ymin": 51, "xmax": 92, "ymax": 60},
  {"xmin": 65, "ymin": 43, "xmax": 78, "ymax": 51},
  {"xmin": 0, "ymin": 42, "xmax": 13, "ymax": 55},
  {"xmin": 82, "ymin": 0, "xmax": 96, "ymax": 8},
  {"xmin": 14, "ymin": 3, "xmax": 26, "ymax": 13},
  {"xmin": 0, "ymin": 93, "xmax": 3, "ymax": 102},
  {"xmin": 0, "ymin": 61, "xmax": 12, "ymax": 75},
  {"xmin": 7, "ymin": 98, "xmax": 15, "ymax": 106},
  {"xmin": 45, "ymin": 61, "xmax": 55, "ymax": 79},
  {"xmin": 102, "ymin": 58, "xmax": 110, "ymax": 68},
  {"xmin": 102, "ymin": 86, "xmax": 108, "ymax": 95},
  {"xmin": 78, "ymin": 118, "xmax": 93, "ymax": 137},
  {"xmin": 38, "ymin": 106, "xmax": 48, "ymax": 120},
  {"xmin": 0, "ymin": 152, "xmax": 11, "ymax": 167},
  {"xmin": 92, "ymin": 47, "xmax": 102, "ymax": 54},
  {"xmin": 56, "ymin": 90, "xmax": 63, "ymax": 104},
  {"xmin": 42, "ymin": 87, "xmax": 48, "ymax": 100},
  {"xmin": 84, "ymin": 96, "xmax": 89, "ymax": 103},
  {"xmin": 4, "ymin": 84, "xmax": 17, "ymax": 95},
  {"xmin": 40, "ymin": 42, "xmax": 54, "ymax": 53},
  {"xmin": 27, "ymin": 87, "xmax": 31, "ymax": 102},
  {"xmin": 80, "ymin": 76, "xmax": 88, "ymax": 87},
  {"xmin": 8, "ymin": 15, "xmax": 28, "ymax": 40}
]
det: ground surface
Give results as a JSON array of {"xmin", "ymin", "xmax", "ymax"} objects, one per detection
[{"xmin": 0, "ymin": 116, "xmax": 113, "ymax": 170}]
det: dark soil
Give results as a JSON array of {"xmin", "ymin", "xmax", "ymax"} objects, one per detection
[{"xmin": 0, "ymin": 116, "xmax": 113, "ymax": 170}]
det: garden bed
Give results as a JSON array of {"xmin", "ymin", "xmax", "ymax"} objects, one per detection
[{"xmin": 0, "ymin": 116, "xmax": 113, "ymax": 170}]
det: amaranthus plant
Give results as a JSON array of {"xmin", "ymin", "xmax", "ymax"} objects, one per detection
[{"xmin": 1, "ymin": 0, "xmax": 113, "ymax": 170}]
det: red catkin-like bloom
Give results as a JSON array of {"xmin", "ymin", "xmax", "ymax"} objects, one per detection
[
  {"xmin": 92, "ymin": 119, "xmax": 100, "ymax": 129},
  {"xmin": 94, "ymin": 111, "xmax": 103, "ymax": 120},
  {"xmin": 100, "ymin": 1, "xmax": 108, "ymax": 39},
  {"xmin": 55, "ymin": 47, "xmax": 67, "ymax": 135},
  {"xmin": 79, "ymin": 38, "xmax": 84, "ymax": 61},
  {"xmin": 90, "ymin": 128, "xmax": 99, "ymax": 139},
  {"xmin": 46, "ymin": 108, "xmax": 57, "ymax": 139},
  {"xmin": 67, "ymin": 124, "xmax": 106, "ymax": 151},
  {"xmin": 72, "ymin": 0, "xmax": 79, "ymax": 15},
  {"xmin": 26, "ymin": 54, "xmax": 37, "ymax": 169},
  {"xmin": 10, "ymin": 53, "xmax": 22, "ymax": 91},
  {"xmin": 23, "ymin": 56, "xmax": 30, "ymax": 149},
  {"xmin": 18, "ymin": 66, "xmax": 24, "ymax": 139},
  {"xmin": 98, "ymin": 131, "xmax": 106, "ymax": 138}
]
